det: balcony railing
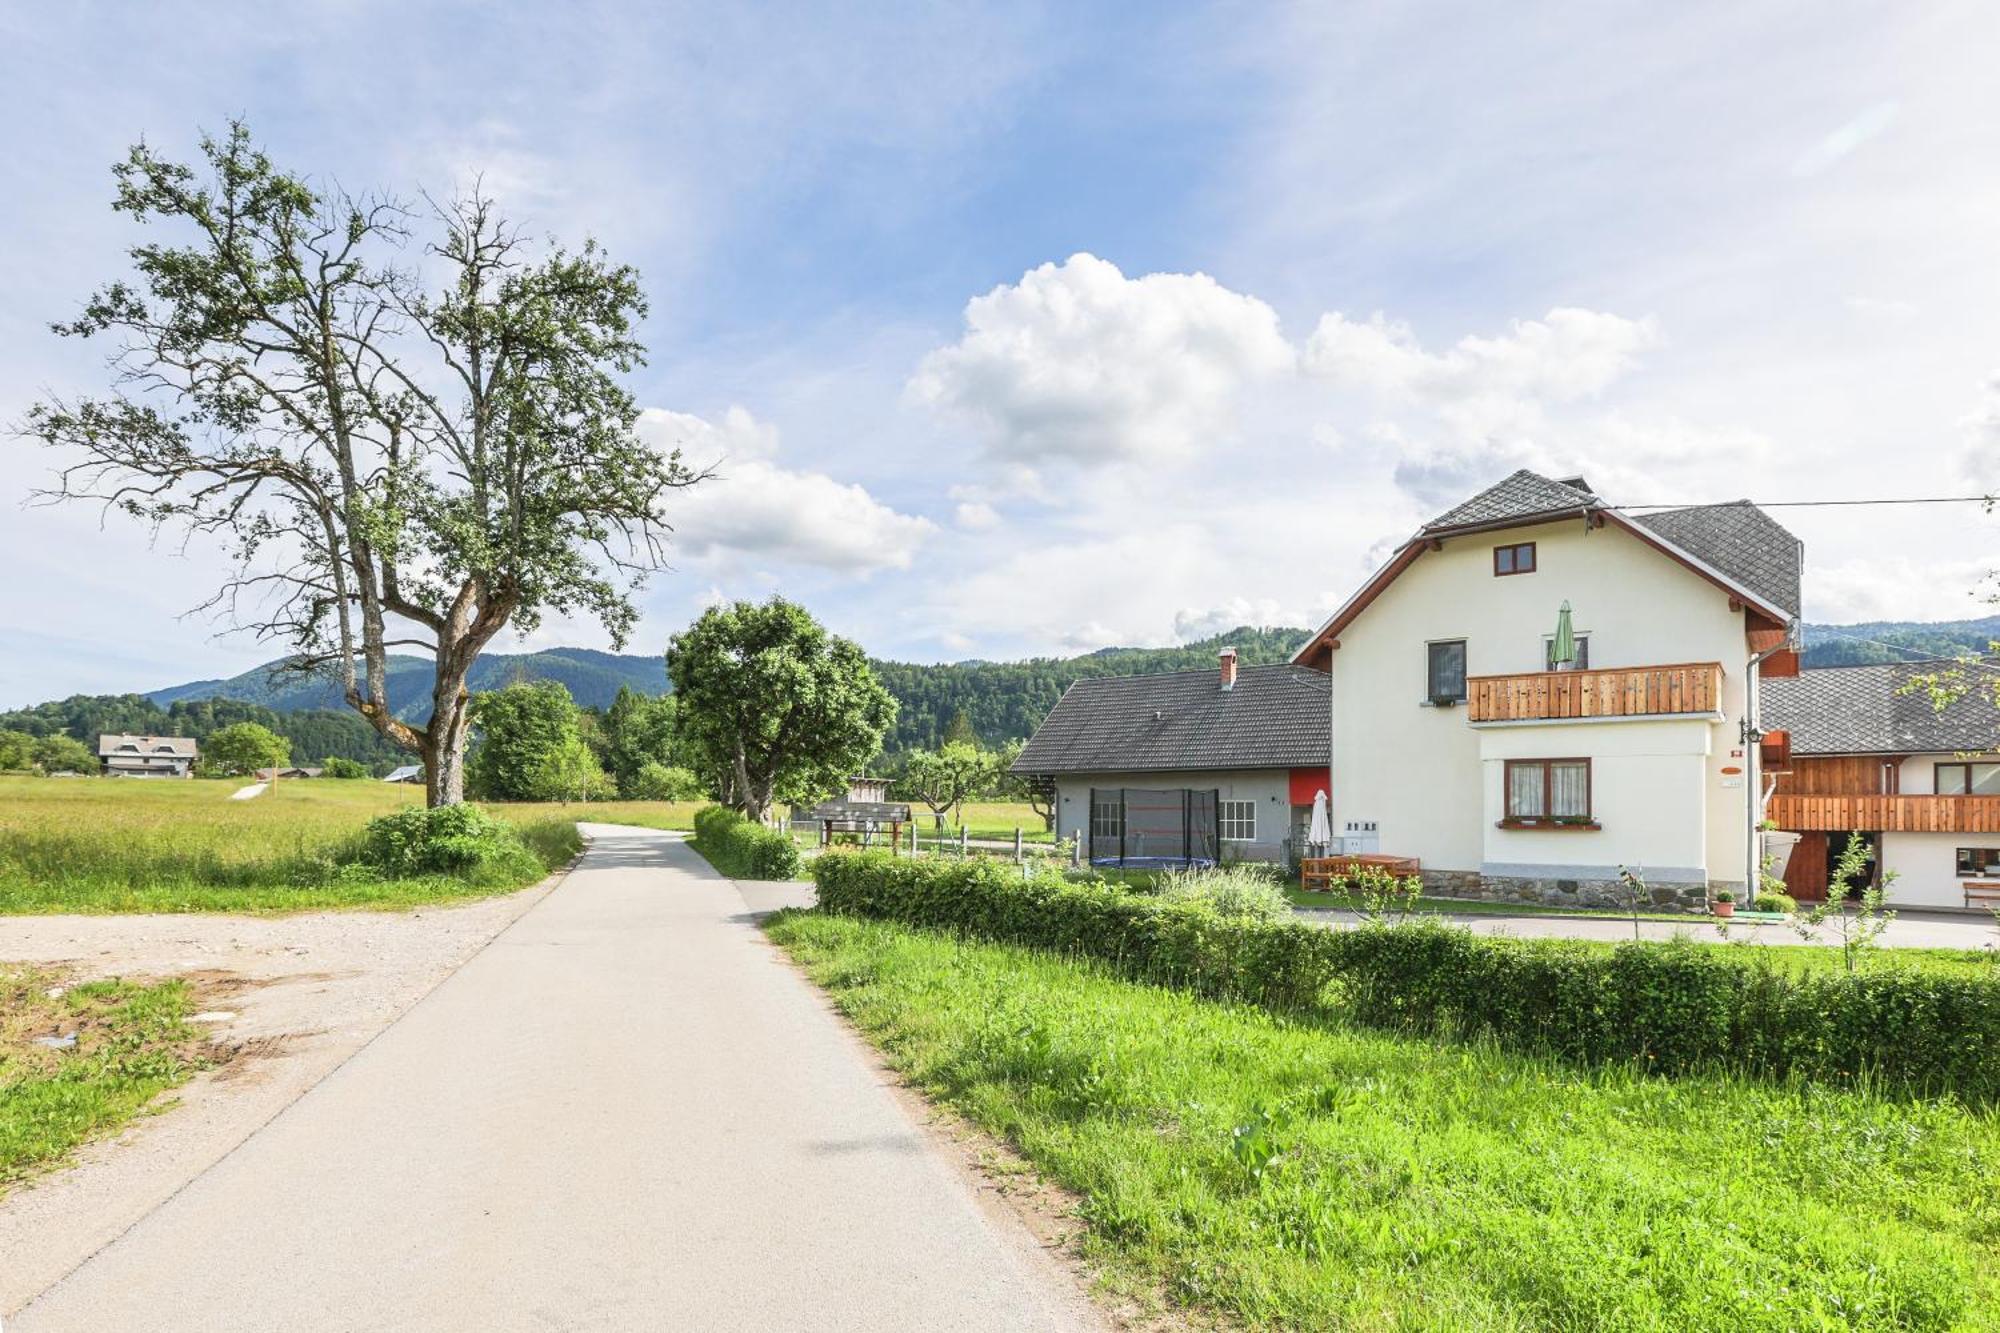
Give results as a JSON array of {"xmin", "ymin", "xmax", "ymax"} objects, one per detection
[
  {"xmin": 1767, "ymin": 794, "xmax": 2000, "ymax": 834},
  {"xmin": 1465, "ymin": 662, "xmax": 1723, "ymax": 723}
]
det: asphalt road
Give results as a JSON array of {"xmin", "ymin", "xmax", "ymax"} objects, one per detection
[{"xmin": 15, "ymin": 825, "xmax": 1097, "ymax": 1332}]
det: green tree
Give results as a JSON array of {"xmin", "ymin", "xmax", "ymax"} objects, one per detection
[
  {"xmin": 321, "ymin": 756, "xmax": 371, "ymax": 779},
  {"xmin": 0, "ymin": 730, "xmax": 37, "ymax": 771},
  {"xmin": 601, "ymin": 686, "xmax": 679, "ymax": 795},
  {"xmin": 629, "ymin": 760, "xmax": 707, "ymax": 801},
  {"xmin": 32, "ymin": 734, "xmax": 97, "ymax": 775},
  {"xmin": 994, "ymin": 739, "xmax": 1055, "ymax": 830},
  {"xmin": 24, "ymin": 123, "xmax": 706, "ymax": 808},
  {"xmin": 468, "ymin": 681, "xmax": 588, "ymax": 801},
  {"xmin": 532, "ymin": 733, "xmax": 617, "ymax": 803},
  {"xmin": 901, "ymin": 741, "xmax": 994, "ymax": 831},
  {"xmin": 667, "ymin": 598, "xmax": 895, "ymax": 821},
  {"xmin": 203, "ymin": 722, "xmax": 291, "ymax": 777},
  {"xmin": 941, "ymin": 708, "xmax": 978, "ymax": 748}
]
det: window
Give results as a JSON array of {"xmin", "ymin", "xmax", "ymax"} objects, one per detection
[
  {"xmin": 1493, "ymin": 542, "xmax": 1537, "ymax": 576},
  {"xmin": 1219, "ymin": 799, "xmax": 1256, "ymax": 842},
  {"xmin": 1427, "ymin": 640, "xmax": 1467, "ymax": 703},
  {"xmin": 1935, "ymin": 762, "xmax": 2000, "ymax": 795},
  {"xmin": 1503, "ymin": 759, "xmax": 1593, "ymax": 823},
  {"xmin": 1543, "ymin": 635, "xmax": 1590, "ymax": 671},
  {"xmin": 1090, "ymin": 794, "xmax": 1123, "ymax": 840},
  {"xmin": 1957, "ymin": 848, "xmax": 2000, "ymax": 877}
]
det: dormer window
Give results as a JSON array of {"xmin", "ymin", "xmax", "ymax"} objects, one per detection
[{"xmin": 1493, "ymin": 542, "xmax": 1536, "ymax": 576}]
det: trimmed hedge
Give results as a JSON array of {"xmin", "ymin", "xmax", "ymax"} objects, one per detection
[
  {"xmin": 811, "ymin": 850, "xmax": 2000, "ymax": 1102},
  {"xmin": 692, "ymin": 805, "xmax": 803, "ymax": 880}
]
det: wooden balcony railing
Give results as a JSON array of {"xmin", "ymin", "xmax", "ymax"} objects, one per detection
[
  {"xmin": 1768, "ymin": 794, "xmax": 2000, "ymax": 834},
  {"xmin": 1465, "ymin": 662, "xmax": 1723, "ymax": 723}
]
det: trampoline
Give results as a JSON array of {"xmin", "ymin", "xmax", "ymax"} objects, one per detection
[{"xmin": 1088, "ymin": 787, "xmax": 1219, "ymax": 869}]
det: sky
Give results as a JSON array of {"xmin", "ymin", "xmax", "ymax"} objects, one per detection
[{"xmin": 4, "ymin": 1, "xmax": 2000, "ymax": 706}]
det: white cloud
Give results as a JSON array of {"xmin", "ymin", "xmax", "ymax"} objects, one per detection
[
  {"xmin": 1959, "ymin": 371, "xmax": 2000, "ymax": 488},
  {"xmin": 907, "ymin": 252, "xmax": 1295, "ymax": 468},
  {"xmin": 1792, "ymin": 101, "xmax": 1899, "ymax": 178},
  {"xmin": 1172, "ymin": 596, "xmax": 1326, "ymax": 641},
  {"xmin": 1305, "ymin": 307, "xmax": 1656, "ymax": 403},
  {"xmin": 1806, "ymin": 557, "xmax": 1994, "ymax": 624},
  {"xmin": 953, "ymin": 501, "xmax": 1000, "ymax": 530},
  {"xmin": 654, "ymin": 408, "xmax": 934, "ymax": 574}
]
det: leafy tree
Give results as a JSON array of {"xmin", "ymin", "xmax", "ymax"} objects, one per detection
[
  {"xmin": 0, "ymin": 730, "xmax": 40, "ymax": 771},
  {"xmin": 468, "ymin": 681, "xmax": 584, "ymax": 801},
  {"xmin": 667, "ymin": 598, "xmax": 895, "ymax": 821},
  {"xmin": 1788, "ymin": 832, "xmax": 1897, "ymax": 972},
  {"xmin": 629, "ymin": 760, "xmax": 707, "ymax": 801},
  {"xmin": 601, "ymin": 685, "xmax": 679, "ymax": 795},
  {"xmin": 203, "ymin": 722, "xmax": 291, "ymax": 776},
  {"xmin": 321, "ymin": 756, "xmax": 371, "ymax": 779},
  {"xmin": 532, "ymin": 733, "xmax": 617, "ymax": 803},
  {"xmin": 24, "ymin": 123, "xmax": 705, "ymax": 807},
  {"xmin": 941, "ymin": 708, "xmax": 978, "ymax": 747},
  {"xmin": 33, "ymin": 734, "xmax": 97, "ymax": 774},
  {"xmin": 994, "ymin": 739, "xmax": 1055, "ymax": 830},
  {"xmin": 901, "ymin": 741, "xmax": 993, "ymax": 831}
]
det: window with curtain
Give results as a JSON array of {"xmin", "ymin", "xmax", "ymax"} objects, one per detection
[
  {"xmin": 1427, "ymin": 640, "xmax": 1467, "ymax": 703},
  {"xmin": 1504, "ymin": 759, "xmax": 1592, "ymax": 821}
]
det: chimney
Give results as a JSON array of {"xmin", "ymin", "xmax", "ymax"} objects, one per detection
[{"xmin": 1219, "ymin": 646, "xmax": 1238, "ymax": 692}]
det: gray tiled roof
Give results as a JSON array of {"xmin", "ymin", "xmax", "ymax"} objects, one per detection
[
  {"xmin": 1426, "ymin": 470, "xmax": 1598, "ymax": 531},
  {"xmin": 1762, "ymin": 663, "xmax": 2000, "ymax": 755},
  {"xmin": 1012, "ymin": 663, "xmax": 1329, "ymax": 774},
  {"xmin": 1632, "ymin": 502, "xmax": 1801, "ymax": 617},
  {"xmin": 97, "ymin": 734, "xmax": 199, "ymax": 758}
]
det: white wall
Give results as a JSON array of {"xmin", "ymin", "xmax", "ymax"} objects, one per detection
[
  {"xmin": 1327, "ymin": 517, "xmax": 1754, "ymax": 885},
  {"xmin": 1476, "ymin": 717, "xmax": 1713, "ymax": 882},
  {"xmin": 1880, "ymin": 832, "xmax": 2000, "ymax": 908},
  {"xmin": 1896, "ymin": 753, "xmax": 1986, "ymax": 794},
  {"xmin": 1054, "ymin": 769, "xmax": 1292, "ymax": 862}
]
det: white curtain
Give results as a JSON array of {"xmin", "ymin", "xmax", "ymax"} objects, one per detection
[{"xmin": 1550, "ymin": 762, "xmax": 1589, "ymax": 817}]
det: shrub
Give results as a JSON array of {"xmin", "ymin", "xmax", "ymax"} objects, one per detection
[
  {"xmin": 629, "ymin": 761, "xmax": 707, "ymax": 801},
  {"xmin": 319, "ymin": 756, "xmax": 371, "ymax": 779},
  {"xmin": 811, "ymin": 851, "xmax": 2000, "ymax": 1102},
  {"xmin": 359, "ymin": 803, "xmax": 540, "ymax": 881},
  {"xmin": 692, "ymin": 805, "xmax": 803, "ymax": 880},
  {"xmin": 1156, "ymin": 864, "xmax": 1290, "ymax": 921}
]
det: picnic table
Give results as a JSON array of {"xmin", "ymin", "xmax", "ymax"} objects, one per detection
[{"xmin": 1299, "ymin": 854, "xmax": 1421, "ymax": 892}]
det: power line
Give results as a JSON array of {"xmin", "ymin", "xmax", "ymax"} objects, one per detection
[
  {"xmin": 1611, "ymin": 495, "xmax": 1994, "ymax": 511},
  {"xmin": 1806, "ymin": 626, "xmax": 2000, "ymax": 676}
]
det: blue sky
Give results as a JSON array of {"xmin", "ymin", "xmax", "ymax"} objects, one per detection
[{"xmin": 5, "ymin": 2, "xmax": 2000, "ymax": 705}]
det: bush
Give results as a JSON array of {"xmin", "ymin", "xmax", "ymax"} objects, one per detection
[
  {"xmin": 692, "ymin": 805, "xmax": 803, "ymax": 880},
  {"xmin": 320, "ymin": 756, "xmax": 371, "ymax": 779},
  {"xmin": 359, "ymin": 803, "xmax": 541, "ymax": 882},
  {"xmin": 629, "ymin": 761, "xmax": 707, "ymax": 801},
  {"xmin": 811, "ymin": 851, "xmax": 2000, "ymax": 1102},
  {"xmin": 1155, "ymin": 864, "xmax": 1290, "ymax": 921}
]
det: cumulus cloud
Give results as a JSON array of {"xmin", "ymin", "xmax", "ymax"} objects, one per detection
[
  {"xmin": 953, "ymin": 501, "xmax": 1001, "ymax": 530},
  {"xmin": 907, "ymin": 252, "xmax": 1295, "ymax": 467},
  {"xmin": 1807, "ymin": 557, "xmax": 1993, "ymax": 623},
  {"xmin": 1305, "ymin": 307, "xmax": 1657, "ymax": 402},
  {"xmin": 1958, "ymin": 371, "xmax": 2000, "ymax": 488},
  {"xmin": 655, "ymin": 408, "xmax": 934, "ymax": 574},
  {"xmin": 1172, "ymin": 596, "xmax": 1327, "ymax": 641}
]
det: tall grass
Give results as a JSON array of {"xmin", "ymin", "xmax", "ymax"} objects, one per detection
[{"xmin": 771, "ymin": 911, "xmax": 2000, "ymax": 1331}]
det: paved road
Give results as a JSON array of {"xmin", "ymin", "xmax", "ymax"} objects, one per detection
[
  {"xmin": 16, "ymin": 825, "xmax": 1097, "ymax": 1333},
  {"xmin": 1298, "ymin": 905, "xmax": 2000, "ymax": 950}
]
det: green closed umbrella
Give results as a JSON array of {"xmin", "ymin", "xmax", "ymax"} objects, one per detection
[{"xmin": 1552, "ymin": 600, "xmax": 1577, "ymax": 669}]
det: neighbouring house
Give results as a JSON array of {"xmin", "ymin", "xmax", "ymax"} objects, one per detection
[
  {"xmin": 846, "ymin": 776, "xmax": 892, "ymax": 804},
  {"xmin": 1289, "ymin": 471, "xmax": 1801, "ymax": 911},
  {"xmin": 1762, "ymin": 662, "xmax": 2000, "ymax": 910},
  {"xmin": 1011, "ymin": 653, "xmax": 1331, "ymax": 865},
  {"xmin": 383, "ymin": 764, "xmax": 424, "ymax": 784},
  {"xmin": 255, "ymin": 766, "xmax": 324, "ymax": 780},
  {"xmin": 98, "ymin": 734, "xmax": 200, "ymax": 779}
]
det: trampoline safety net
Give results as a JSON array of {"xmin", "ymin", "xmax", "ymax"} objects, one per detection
[{"xmin": 1089, "ymin": 787, "xmax": 1219, "ymax": 868}]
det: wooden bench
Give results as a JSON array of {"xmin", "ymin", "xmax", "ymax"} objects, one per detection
[
  {"xmin": 1300, "ymin": 854, "xmax": 1421, "ymax": 892},
  {"xmin": 1965, "ymin": 881, "xmax": 2000, "ymax": 910}
]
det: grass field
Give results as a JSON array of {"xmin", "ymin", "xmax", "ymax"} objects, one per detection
[
  {"xmin": 770, "ymin": 910, "xmax": 2000, "ymax": 1330},
  {"xmin": 0, "ymin": 776, "xmax": 584, "ymax": 913},
  {"xmin": 0, "ymin": 964, "xmax": 210, "ymax": 1190}
]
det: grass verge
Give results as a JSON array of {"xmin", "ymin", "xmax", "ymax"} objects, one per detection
[
  {"xmin": 768, "ymin": 910, "xmax": 2000, "ymax": 1331},
  {"xmin": 0, "ymin": 965, "xmax": 211, "ymax": 1190}
]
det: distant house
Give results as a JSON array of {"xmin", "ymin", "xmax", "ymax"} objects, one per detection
[
  {"xmin": 1011, "ymin": 652, "xmax": 1332, "ymax": 865},
  {"xmin": 255, "ymin": 766, "xmax": 324, "ymax": 781},
  {"xmin": 98, "ymin": 734, "xmax": 199, "ymax": 779},
  {"xmin": 383, "ymin": 764, "xmax": 424, "ymax": 784},
  {"xmin": 847, "ymin": 776, "xmax": 892, "ymax": 803}
]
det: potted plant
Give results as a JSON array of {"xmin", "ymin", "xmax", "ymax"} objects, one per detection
[{"xmin": 1713, "ymin": 890, "xmax": 1735, "ymax": 919}]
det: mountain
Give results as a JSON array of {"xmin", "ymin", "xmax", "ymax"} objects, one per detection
[
  {"xmin": 146, "ymin": 647, "xmax": 669, "ymax": 717},
  {"xmin": 1796, "ymin": 614, "xmax": 2000, "ymax": 667}
]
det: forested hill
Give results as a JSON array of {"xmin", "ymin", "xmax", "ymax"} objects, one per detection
[{"xmin": 16, "ymin": 615, "xmax": 1997, "ymax": 761}]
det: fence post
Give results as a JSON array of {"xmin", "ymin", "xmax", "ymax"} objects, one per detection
[
  {"xmin": 959, "ymin": 825, "xmax": 968, "ymax": 857},
  {"xmin": 1014, "ymin": 827, "xmax": 1022, "ymax": 862}
]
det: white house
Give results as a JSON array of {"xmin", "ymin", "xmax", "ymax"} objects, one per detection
[
  {"xmin": 1289, "ymin": 471, "xmax": 1801, "ymax": 910},
  {"xmin": 98, "ymin": 733, "xmax": 200, "ymax": 778}
]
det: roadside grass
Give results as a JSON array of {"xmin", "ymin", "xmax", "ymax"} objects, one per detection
[
  {"xmin": 769, "ymin": 910, "xmax": 2000, "ymax": 1331},
  {"xmin": 0, "ymin": 964, "xmax": 210, "ymax": 1190},
  {"xmin": 0, "ymin": 776, "xmax": 579, "ymax": 913}
]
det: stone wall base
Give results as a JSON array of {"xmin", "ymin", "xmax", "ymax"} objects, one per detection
[{"xmin": 1420, "ymin": 870, "xmax": 1717, "ymax": 913}]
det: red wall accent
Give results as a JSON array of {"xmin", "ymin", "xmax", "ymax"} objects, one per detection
[{"xmin": 1289, "ymin": 767, "xmax": 1330, "ymax": 805}]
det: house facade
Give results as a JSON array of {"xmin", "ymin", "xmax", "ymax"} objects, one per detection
[
  {"xmin": 1291, "ymin": 472, "xmax": 1801, "ymax": 910},
  {"xmin": 1762, "ymin": 663, "xmax": 2000, "ymax": 910},
  {"xmin": 1011, "ymin": 654, "xmax": 1330, "ymax": 865},
  {"xmin": 98, "ymin": 734, "xmax": 200, "ymax": 778}
]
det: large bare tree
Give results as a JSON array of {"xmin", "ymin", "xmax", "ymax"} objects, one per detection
[{"xmin": 25, "ymin": 124, "xmax": 704, "ymax": 805}]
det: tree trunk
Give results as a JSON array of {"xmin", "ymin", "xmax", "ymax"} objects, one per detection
[{"xmin": 422, "ymin": 661, "xmax": 475, "ymax": 807}]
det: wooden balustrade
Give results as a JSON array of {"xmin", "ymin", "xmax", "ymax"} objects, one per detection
[
  {"xmin": 1767, "ymin": 794, "xmax": 2000, "ymax": 834},
  {"xmin": 1465, "ymin": 662, "xmax": 1723, "ymax": 723}
]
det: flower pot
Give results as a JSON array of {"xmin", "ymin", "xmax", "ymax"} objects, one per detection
[{"xmin": 1712, "ymin": 900, "xmax": 1735, "ymax": 918}]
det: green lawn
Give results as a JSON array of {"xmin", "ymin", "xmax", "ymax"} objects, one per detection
[
  {"xmin": 769, "ymin": 910, "xmax": 2000, "ymax": 1331},
  {"xmin": 0, "ymin": 964, "xmax": 210, "ymax": 1189},
  {"xmin": 0, "ymin": 776, "xmax": 580, "ymax": 913}
]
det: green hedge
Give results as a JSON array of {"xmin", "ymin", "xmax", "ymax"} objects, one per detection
[
  {"xmin": 811, "ymin": 850, "xmax": 2000, "ymax": 1102},
  {"xmin": 692, "ymin": 805, "xmax": 803, "ymax": 880}
]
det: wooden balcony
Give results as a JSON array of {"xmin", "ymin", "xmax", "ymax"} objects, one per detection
[
  {"xmin": 1465, "ymin": 662, "xmax": 1723, "ymax": 723},
  {"xmin": 1768, "ymin": 794, "xmax": 2000, "ymax": 834}
]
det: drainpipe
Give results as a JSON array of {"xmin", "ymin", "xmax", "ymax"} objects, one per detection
[{"xmin": 1741, "ymin": 628, "xmax": 1795, "ymax": 906}]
